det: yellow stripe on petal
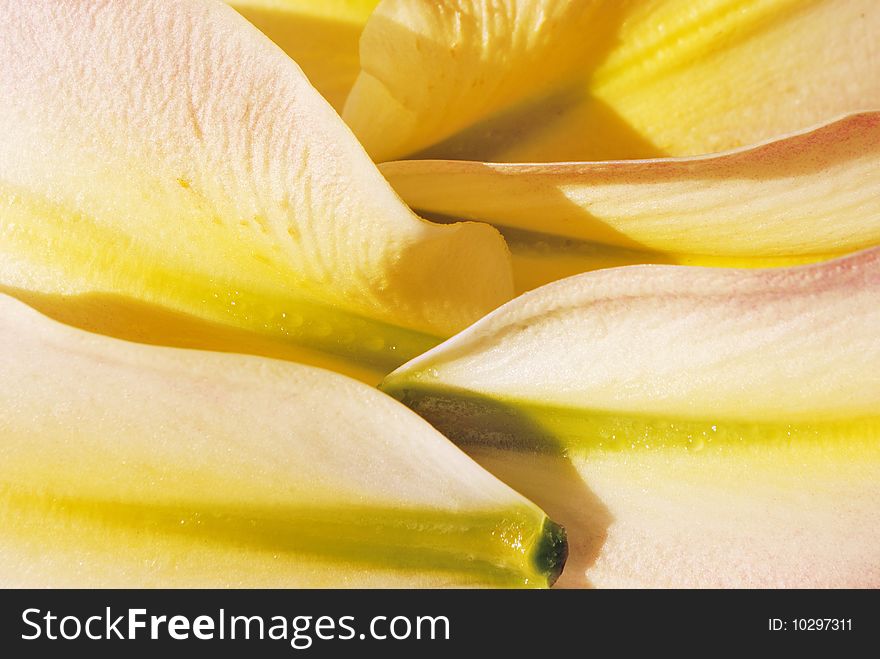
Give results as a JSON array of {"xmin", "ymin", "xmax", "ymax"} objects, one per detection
[
  {"xmin": 382, "ymin": 251, "xmax": 880, "ymax": 445},
  {"xmin": 381, "ymin": 252, "xmax": 880, "ymax": 587},
  {"xmin": 0, "ymin": 0, "xmax": 512, "ymax": 384},
  {"xmin": 382, "ymin": 113, "xmax": 880, "ymax": 292},
  {"xmin": 0, "ymin": 294, "xmax": 566, "ymax": 587},
  {"xmin": 227, "ymin": 1, "xmax": 380, "ymax": 110},
  {"xmin": 345, "ymin": 0, "xmax": 880, "ymax": 162}
]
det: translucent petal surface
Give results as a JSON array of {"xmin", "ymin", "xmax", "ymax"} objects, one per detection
[
  {"xmin": 345, "ymin": 0, "xmax": 880, "ymax": 162},
  {"xmin": 0, "ymin": 0, "xmax": 513, "ymax": 383},
  {"xmin": 383, "ymin": 250, "xmax": 880, "ymax": 426},
  {"xmin": 227, "ymin": 1, "xmax": 380, "ymax": 110},
  {"xmin": 382, "ymin": 113, "xmax": 880, "ymax": 291},
  {"xmin": 471, "ymin": 447, "xmax": 880, "ymax": 587},
  {"xmin": 0, "ymin": 294, "xmax": 565, "ymax": 587},
  {"xmin": 382, "ymin": 252, "xmax": 880, "ymax": 586}
]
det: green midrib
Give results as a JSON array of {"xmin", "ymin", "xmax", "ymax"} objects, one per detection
[
  {"xmin": 0, "ymin": 486, "xmax": 564, "ymax": 587},
  {"xmin": 381, "ymin": 382, "xmax": 880, "ymax": 455},
  {"xmin": 2, "ymin": 189, "xmax": 442, "ymax": 371}
]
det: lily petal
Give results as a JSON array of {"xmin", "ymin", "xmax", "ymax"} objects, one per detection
[
  {"xmin": 0, "ymin": 0, "xmax": 512, "ymax": 384},
  {"xmin": 0, "ymin": 294, "xmax": 566, "ymax": 587},
  {"xmin": 345, "ymin": 0, "xmax": 880, "ymax": 162},
  {"xmin": 227, "ymin": 1, "xmax": 380, "ymax": 111},
  {"xmin": 469, "ymin": 443, "xmax": 880, "ymax": 587},
  {"xmin": 381, "ymin": 113, "xmax": 880, "ymax": 292},
  {"xmin": 381, "ymin": 251, "xmax": 880, "ymax": 586}
]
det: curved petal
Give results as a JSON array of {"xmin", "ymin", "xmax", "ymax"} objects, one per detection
[
  {"xmin": 227, "ymin": 1, "xmax": 380, "ymax": 111},
  {"xmin": 383, "ymin": 249, "xmax": 880, "ymax": 427},
  {"xmin": 0, "ymin": 294, "xmax": 566, "ymax": 587},
  {"xmin": 381, "ymin": 252, "xmax": 880, "ymax": 586},
  {"xmin": 470, "ymin": 445, "xmax": 880, "ymax": 587},
  {"xmin": 0, "ymin": 0, "xmax": 513, "ymax": 384},
  {"xmin": 345, "ymin": 0, "xmax": 880, "ymax": 162},
  {"xmin": 381, "ymin": 113, "xmax": 880, "ymax": 292}
]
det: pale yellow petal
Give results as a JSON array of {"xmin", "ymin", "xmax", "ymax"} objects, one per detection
[
  {"xmin": 382, "ymin": 113, "xmax": 880, "ymax": 292},
  {"xmin": 0, "ymin": 294, "xmax": 565, "ymax": 587},
  {"xmin": 384, "ymin": 250, "xmax": 880, "ymax": 424},
  {"xmin": 381, "ymin": 252, "xmax": 880, "ymax": 586},
  {"xmin": 345, "ymin": 0, "xmax": 880, "ymax": 162},
  {"xmin": 0, "ymin": 0, "xmax": 513, "ymax": 384},
  {"xmin": 227, "ymin": 1, "xmax": 380, "ymax": 110},
  {"xmin": 472, "ymin": 446, "xmax": 880, "ymax": 588}
]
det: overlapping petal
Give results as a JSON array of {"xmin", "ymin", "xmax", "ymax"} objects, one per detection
[
  {"xmin": 345, "ymin": 0, "xmax": 880, "ymax": 163},
  {"xmin": 227, "ymin": 1, "xmax": 380, "ymax": 110},
  {"xmin": 0, "ymin": 294, "xmax": 565, "ymax": 587},
  {"xmin": 382, "ymin": 113, "xmax": 880, "ymax": 291},
  {"xmin": 0, "ymin": 0, "xmax": 513, "ymax": 384},
  {"xmin": 2, "ymin": 0, "xmax": 875, "ymax": 591},
  {"xmin": 469, "ymin": 442, "xmax": 880, "ymax": 587},
  {"xmin": 382, "ymin": 251, "xmax": 880, "ymax": 586}
]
